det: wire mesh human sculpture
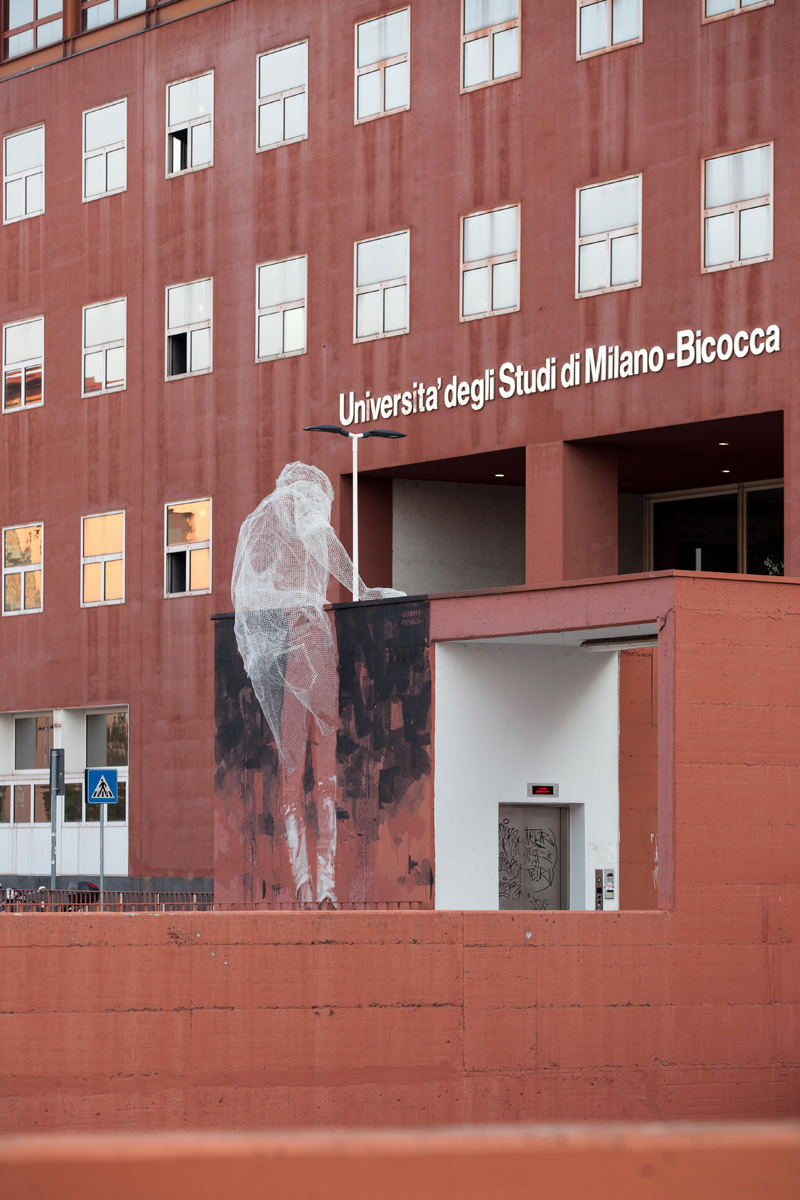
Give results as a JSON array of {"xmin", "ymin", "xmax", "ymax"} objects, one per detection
[{"xmin": 232, "ymin": 462, "xmax": 403, "ymax": 903}]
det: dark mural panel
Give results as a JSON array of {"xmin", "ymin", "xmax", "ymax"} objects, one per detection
[{"xmin": 214, "ymin": 601, "xmax": 432, "ymax": 905}]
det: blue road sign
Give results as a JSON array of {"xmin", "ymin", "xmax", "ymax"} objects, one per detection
[{"xmin": 85, "ymin": 767, "xmax": 118, "ymax": 804}]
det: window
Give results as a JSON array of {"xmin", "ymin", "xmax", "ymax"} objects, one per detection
[
  {"xmin": 256, "ymin": 256, "xmax": 307, "ymax": 360},
  {"xmin": 165, "ymin": 499, "xmax": 211, "ymax": 595},
  {"xmin": 354, "ymin": 231, "xmax": 409, "ymax": 341},
  {"xmin": 257, "ymin": 41, "xmax": 308, "ymax": 150},
  {"xmin": 462, "ymin": 0, "xmax": 519, "ymax": 91},
  {"xmin": 649, "ymin": 482, "xmax": 783, "ymax": 576},
  {"xmin": 165, "ymin": 279, "xmax": 212, "ymax": 378},
  {"xmin": 166, "ymin": 71, "xmax": 213, "ymax": 175},
  {"xmin": 82, "ymin": 512, "xmax": 124, "ymax": 606},
  {"xmin": 83, "ymin": 298, "xmax": 125, "ymax": 394},
  {"xmin": 3, "ymin": 523, "xmax": 42, "ymax": 614},
  {"xmin": 83, "ymin": 99, "xmax": 126, "ymax": 201},
  {"xmin": 3, "ymin": 316, "xmax": 43, "ymax": 411},
  {"xmin": 355, "ymin": 8, "xmax": 409, "ymax": 122},
  {"xmin": 704, "ymin": 0, "xmax": 773, "ymax": 20},
  {"xmin": 576, "ymin": 174, "xmax": 641, "ymax": 296},
  {"xmin": 577, "ymin": 0, "xmax": 642, "ymax": 57},
  {"xmin": 0, "ymin": 707, "xmax": 128, "ymax": 829},
  {"xmin": 81, "ymin": 0, "xmax": 145, "ymax": 29},
  {"xmin": 3, "ymin": 124, "xmax": 44, "ymax": 223},
  {"xmin": 703, "ymin": 144, "xmax": 772, "ymax": 272},
  {"xmin": 2, "ymin": 1, "xmax": 62, "ymax": 60},
  {"xmin": 14, "ymin": 712, "xmax": 52, "ymax": 769},
  {"xmin": 461, "ymin": 204, "xmax": 519, "ymax": 320}
]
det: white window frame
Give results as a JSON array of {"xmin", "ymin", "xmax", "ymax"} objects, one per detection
[
  {"xmin": 256, "ymin": 255, "xmax": 307, "ymax": 361},
  {"xmin": 3, "ymin": 124, "xmax": 44, "ymax": 225},
  {"xmin": 165, "ymin": 71, "xmax": 214, "ymax": 177},
  {"xmin": 354, "ymin": 7, "xmax": 410, "ymax": 124},
  {"xmin": 702, "ymin": 0, "xmax": 773, "ymax": 23},
  {"xmin": 257, "ymin": 40, "xmax": 308, "ymax": 152},
  {"xmin": 3, "ymin": 315, "xmax": 43, "ymax": 413},
  {"xmin": 576, "ymin": 0, "xmax": 642, "ymax": 60},
  {"xmin": 461, "ymin": 1, "xmax": 520, "ymax": 93},
  {"xmin": 576, "ymin": 173, "xmax": 642, "ymax": 298},
  {"xmin": 165, "ymin": 279, "xmax": 213, "ymax": 380},
  {"xmin": 701, "ymin": 143, "xmax": 773, "ymax": 274},
  {"xmin": 460, "ymin": 203, "xmax": 520, "ymax": 321},
  {"xmin": 164, "ymin": 498, "xmax": 212, "ymax": 598},
  {"xmin": 353, "ymin": 230, "xmax": 410, "ymax": 342},
  {"xmin": 2, "ymin": 522, "xmax": 43, "ymax": 616},
  {"xmin": 81, "ymin": 511, "xmax": 125, "ymax": 608},
  {"xmin": 82, "ymin": 297, "xmax": 126, "ymax": 396},
  {"xmin": 82, "ymin": 98, "xmax": 127, "ymax": 202}
]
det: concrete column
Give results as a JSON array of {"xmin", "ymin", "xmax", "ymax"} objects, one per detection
[
  {"xmin": 526, "ymin": 442, "xmax": 619, "ymax": 584},
  {"xmin": 782, "ymin": 408, "xmax": 797, "ymax": 577}
]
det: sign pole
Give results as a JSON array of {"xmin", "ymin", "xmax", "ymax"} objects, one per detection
[
  {"xmin": 99, "ymin": 802, "xmax": 105, "ymax": 912},
  {"xmin": 49, "ymin": 749, "xmax": 64, "ymax": 894}
]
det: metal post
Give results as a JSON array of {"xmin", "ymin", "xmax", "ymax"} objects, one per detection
[
  {"xmin": 99, "ymin": 802, "xmax": 105, "ymax": 913},
  {"xmin": 49, "ymin": 748, "xmax": 64, "ymax": 892},
  {"xmin": 351, "ymin": 433, "xmax": 360, "ymax": 601}
]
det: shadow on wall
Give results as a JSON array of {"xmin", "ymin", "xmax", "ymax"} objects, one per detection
[{"xmin": 213, "ymin": 601, "xmax": 433, "ymax": 906}]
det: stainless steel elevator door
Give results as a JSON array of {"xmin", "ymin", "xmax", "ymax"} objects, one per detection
[{"xmin": 498, "ymin": 803, "xmax": 569, "ymax": 910}]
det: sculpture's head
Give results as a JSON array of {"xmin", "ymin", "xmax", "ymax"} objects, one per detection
[{"xmin": 276, "ymin": 462, "xmax": 334, "ymax": 515}]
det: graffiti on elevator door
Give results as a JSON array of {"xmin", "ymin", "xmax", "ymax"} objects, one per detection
[{"xmin": 499, "ymin": 817, "xmax": 558, "ymax": 908}]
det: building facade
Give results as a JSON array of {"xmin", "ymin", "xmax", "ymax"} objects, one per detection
[{"xmin": 0, "ymin": 0, "xmax": 796, "ymax": 893}]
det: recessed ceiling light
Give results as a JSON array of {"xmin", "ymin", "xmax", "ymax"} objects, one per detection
[
  {"xmin": 495, "ymin": 473, "xmax": 505, "ymax": 478},
  {"xmin": 718, "ymin": 441, "xmax": 729, "ymax": 446},
  {"xmin": 721, "ymin": 469, "xmax": 731, "ymax": 474}
]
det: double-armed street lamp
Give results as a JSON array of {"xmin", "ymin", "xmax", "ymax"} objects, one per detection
[{"xmin": 304, "ymin": 424, "xmax": 406, "ymax": 601}]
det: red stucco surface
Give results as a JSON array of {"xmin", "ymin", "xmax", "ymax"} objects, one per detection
[
  {"xmin": 2, "ymin": 574, "xmax": 798, "ymax": 1130},
  {"xmin": 1, "ymin": 1123, "xmax": 799, "ymax": 1200},
  {"xmin": 0, "ymin": 0, "xmax": 797, "ymax": 880}
]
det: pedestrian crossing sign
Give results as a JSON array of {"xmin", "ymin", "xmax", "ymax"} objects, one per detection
[{"xmin": 85, "ymin": 767, "xmax": 118, "ymax": 804}]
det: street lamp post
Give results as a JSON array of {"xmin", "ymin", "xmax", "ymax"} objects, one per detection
[{"xmin": 304, "ymin": 425, "xmax": 406, "ymax": 601}]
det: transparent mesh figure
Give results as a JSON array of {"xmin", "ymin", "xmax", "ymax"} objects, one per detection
[{"xmin": 232, "ymin": 463, "xmax": 403, "ymax": 901}]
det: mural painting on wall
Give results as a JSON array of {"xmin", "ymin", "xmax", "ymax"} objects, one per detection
[{"xmin": 215, "ymin": 462, "xmax": 432, "ymax": 906}]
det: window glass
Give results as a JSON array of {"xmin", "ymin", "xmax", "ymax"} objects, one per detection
[
  {"xmin": 259, "ymin": 41, "xmax": 307, "ymax": 96},
  {"xmin": 258, "ymin": 257, "xmax": 305, "ymax": 308},
  {"xmin": 357, "ymin": 232, "xmax": 408, "ymax": 285},
  {"xmin": 168, "ymin": 280, "xmax": 211, "ymax": 329},
  {"xmin": 5, "ymin": 318, "xmax": 42, "ymax": 365},
  {"xmin": 464, "ymin": 206, "xmax": 518, "ymax": 261},
  {"xmin": 5, "ymin": 127, "xmax": 43, "ymax": 176},
  {"xmin": 705, "ymin": 145, "xmax": 770, "ymax": 208},
  {"xmin": 579, "ymin": 176, "xmax": 639, "ymax": 236},
  {"xmin": 580, "ymin": 1, "xmax": 607, "ymax": 53},
  {"xmin": 4, "ymin": 525, "xmax": 41, "ymax": 566},
  {"xmin": 0, "ymin": 786, "xmax": 10, "ymax": 823},
  {"xmin": 83, "ymin": 512, "xmax": 123, "ymax": 558},
  {"xmin": 84, "ymin": 299, "xmax": 125, "ymax": 347},
  {"xmin": 167, "ymin": 501, "xmax": 210, "ymax": 546},
  {"xmin": 15, "ymin": 713, "xmax": 51, "ymax": 769},
  {"xmin": 739, "ymin": 204, "xmax": 769, "ymax": 260},
  {"xmin": 64, "ymin": 782, "xmax": 82, "ymax": 822},
  {"xmin": 464, "ymin": 0, "xmax": 518, "ymax": 34},
  {"xmin": 168, "ymin": 74, "xmax": 213, "ymax": 126},
  {"xmin": 612, "ymin": 0, "xmax": 638, "ymax": 42},
  {"xmin": 86, "ymin": 710, "xmax": 128, "ymax": 768},
  {"xmin": 84, "ymin": 100, "xmax": 125, "ymax": 153},
  {"xmin": 358, "ymin": 9, "xmax": 409, "ymax": 67}
]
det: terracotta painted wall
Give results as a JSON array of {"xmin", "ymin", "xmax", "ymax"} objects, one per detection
[
  {"xmin": 2, "ymin": 1124, "xmax": 799, "ymax": 1200},
  {"xmin": 619, "ymin": 647, "xmax": 659, "ymax": 909}
]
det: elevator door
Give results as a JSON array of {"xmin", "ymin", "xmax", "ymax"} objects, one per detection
[{"xmin": 498, "ymin": 804, "xmax": 569, "ymax": 911}]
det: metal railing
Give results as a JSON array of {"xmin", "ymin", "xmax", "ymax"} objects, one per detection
[{"xmin": 0, "ymin": 888, "xmax": 424, "ymax": 913}]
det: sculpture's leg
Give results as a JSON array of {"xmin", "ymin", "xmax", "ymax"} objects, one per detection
[
  {"xmin": 282, "ymin": 773, "xmax": 312, "ymax": 903},
  {"xmin": 316, "ymin": 771, "xmax": 338, "ymax": 905}
]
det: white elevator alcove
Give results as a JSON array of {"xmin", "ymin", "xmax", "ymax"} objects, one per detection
[{"xmin": 433, "ymin": 624, "xmax": 655, "ymax": 911}]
